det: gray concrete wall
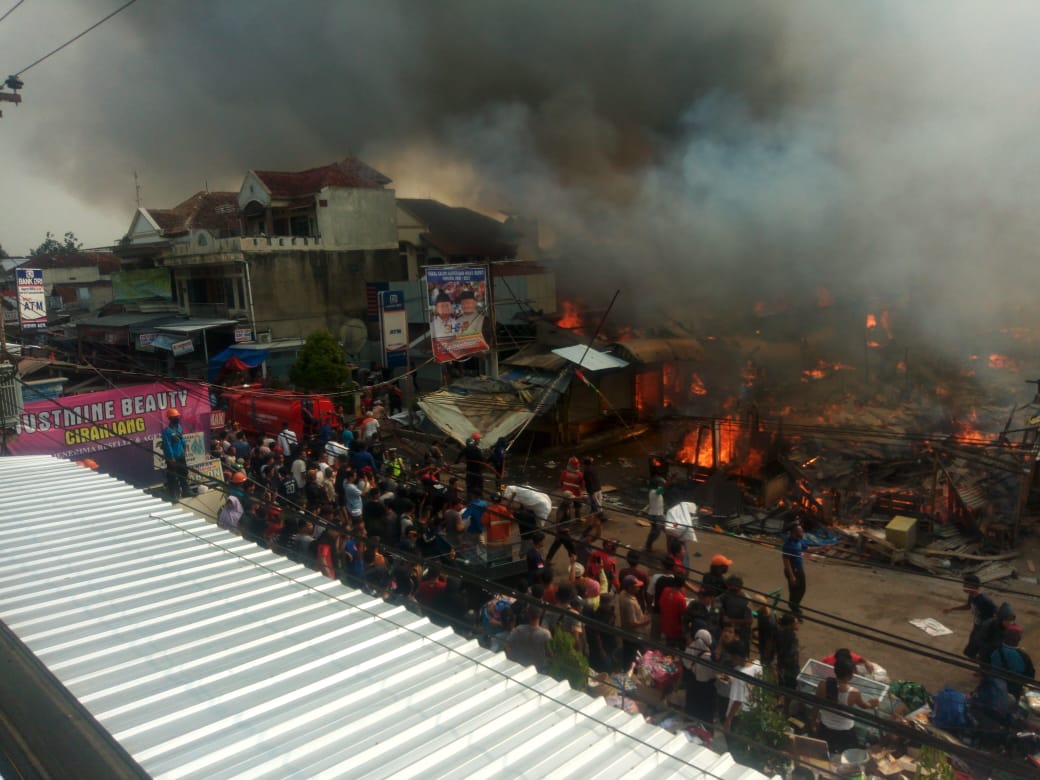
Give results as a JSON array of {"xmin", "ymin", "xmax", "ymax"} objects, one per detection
[
  {"xmin": 317, "ymin": 188, "xmax": 398, "ymax": 250},
  {"xmin": 247, "ymin": 248, "xmax": 398, "ymax": 341}
]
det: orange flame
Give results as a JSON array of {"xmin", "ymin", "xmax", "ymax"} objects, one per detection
[
  {"xmin": 988, "ymin": 353, "xmax": 1020, "ymax": 371},
  {"xmin": 675, "ymin": 413, "xmax": 764, "ymax": 476},
  {"xmin": 865, "ymin": 313, "xmax": 878, "ymax": 329},
  {"xmin": 556, "ymin": 300, "xmax": 585, "ymax": 332},
  {"xmin": 689, "ymin": 373, "xmax": 708, "ymax": 396}
]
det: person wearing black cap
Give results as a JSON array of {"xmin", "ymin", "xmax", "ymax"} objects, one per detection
[
  {"xmin": 456, "ymin": 288, "xmax": 490, "ymax": 343},
  {"xmin": 431, "ymin": 292, "xmax": 458, "ymax": 340}
]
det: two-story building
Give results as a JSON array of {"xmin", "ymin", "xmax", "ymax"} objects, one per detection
[{"xmin": 110, "ymin": 158, "xmax": 401, "ymax": 379}]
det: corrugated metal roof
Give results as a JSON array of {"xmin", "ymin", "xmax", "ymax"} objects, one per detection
[
  {"xmin": 612, "ymin": 338, "xmax": 704, "ymax": 364},
  {"xmin": 0, "ymin": 456, "xmax": 766, "ymax": 780},
  {"xmin": 551, "ymin": 345, "xmax": 629, "ymax": 372}
]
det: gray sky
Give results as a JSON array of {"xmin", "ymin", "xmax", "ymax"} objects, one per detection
[{"xmin": 3, "ymin": 1, "xmax": 1040, "ymax": 360}]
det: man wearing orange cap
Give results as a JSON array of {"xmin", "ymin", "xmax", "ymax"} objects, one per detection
[
  {"xmin": 161, "ymin": 407, "xmax": 189, "ymax": 501},
  {"xmin": 703, "ymin": 554, "xmax": 732, "ymax": 598}
]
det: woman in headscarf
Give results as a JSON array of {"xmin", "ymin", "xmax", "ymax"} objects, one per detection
[{"xmin": 217, "ymin": 494, "xmax": 244, "ymax": 534}]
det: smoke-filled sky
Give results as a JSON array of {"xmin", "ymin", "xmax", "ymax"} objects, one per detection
[{"xmin": 4, "ymin": 1, "xmax": 1040, "ymax": 351}]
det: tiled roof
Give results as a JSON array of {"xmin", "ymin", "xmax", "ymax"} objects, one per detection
[
  {"xmin": 144, "ymin": 191, "xmax": 240, "ymax": 237},
  {"xmin": 26, "ymin": 252, "xmax": 121, "ymax": 275},
  {"xmin": 399, "ymin": 198, "xmax": 517, "ymax": 258},
  {"xmin": 253, "ymin": 157, "xmax": 392, "ymax": 197}
]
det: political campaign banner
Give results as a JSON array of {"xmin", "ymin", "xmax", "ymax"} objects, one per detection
[
  {"xmin": 378, "ymin": 289, "xmax": 408, "ymax": 369},
  {"xmin": 16, "ymin": 268, "xmax": 47, "ymax": 331},
  {"xmin": 425, "ymin": 265, "xmax": 491, "ymax": 363},
  {"xmin": 7, "ymin": 381, "xmax": 211, "ymax": 487}
]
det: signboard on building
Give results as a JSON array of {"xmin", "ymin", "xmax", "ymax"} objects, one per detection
[
  {"xmin": 151, "ymin": 430, "xmax": 209, "ymax": 471},
  {"xmin": 425, "ymin": 265, "xmax": 491, "ymax": 363},
  {"xmin": 112, "ymin": 268, "xmax": 173, "ymax": 302},
  {"xmin": 16, "ymin": 268, "xmax": 47, "ymax": 331},
  {"xmin": 6, "ymin": 381, "xmax": 211, "ymax": 487},
  {"xmin": 137, "ymin": 332, "xmax": 158, "ymax": 351},
  {"xmin": 378, "ymin": 290, "xmax": 408, "ymax": 370},
  {"xmin": 234, "ymin": 327, "xmax": 253, "ymax": 343},
  {"xmin": 171, "ymin": 339, "xmax": 195, "ymax": 357}
]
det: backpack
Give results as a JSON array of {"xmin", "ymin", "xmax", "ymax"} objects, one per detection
[{"xmin": 932, "ymin": 686, "xmax": 968, "ymax": 730}]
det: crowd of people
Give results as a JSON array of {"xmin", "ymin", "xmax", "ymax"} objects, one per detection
[{"xmin": 197, "ymin": 416, "xmax": 1037, "ymax": 766}]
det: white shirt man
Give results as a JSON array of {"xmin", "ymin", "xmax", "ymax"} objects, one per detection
[{"xmin": 277, "ymin": 425, "xmax": 298, "ymax": 455}]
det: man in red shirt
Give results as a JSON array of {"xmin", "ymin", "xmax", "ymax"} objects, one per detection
[
  {"xmin": 558, "ymin": 456, "xmax": 585, "ymax": 520},
  {"xmin": 658, "ymin": 573, "xmax": 689, "ymax": 648}
]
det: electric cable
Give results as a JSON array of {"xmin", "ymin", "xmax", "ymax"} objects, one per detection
[
  {"xmin": 22, "ymin": 343, "xmax": 1040, "ymax": 605},
  {"xmin": 11, "ymin": 374, "xmax": 1037, "ymax": 775},
  {"xmin": 10, "ymin": 356, "xmax": 1038, "ymax": 689},
  {"xmin": 0, "ymin": 0, "xmax": 24, "ymax": 26},
  {"xmin": 13, "ymin": 0, "xmax": 140, "ymax": 76}
]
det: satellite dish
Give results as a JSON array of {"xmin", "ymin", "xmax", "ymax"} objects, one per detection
[{"xmin": 340, "ymin": 318, "xmax": 368, "ymax": 356}]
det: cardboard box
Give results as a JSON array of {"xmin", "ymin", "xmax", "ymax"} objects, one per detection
[{"xmin": 885, "ymin": 515, "xmax": 918, "ymax": 550}]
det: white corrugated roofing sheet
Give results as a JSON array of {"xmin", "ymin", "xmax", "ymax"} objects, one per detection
[
  {"xmin": 551, "ymin": 345, "xmax": 629, "ymax": 372},
  {"xmin": 0, "ymin": 456, "xmax": 766, "ymax": 780}
]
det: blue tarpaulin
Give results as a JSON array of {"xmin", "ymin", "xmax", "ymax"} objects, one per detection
[{"xmin": 208, "ymin": 346, "xmax": 268, "ymax": 381}]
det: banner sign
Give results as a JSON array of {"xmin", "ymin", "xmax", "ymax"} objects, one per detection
[
  {"xmin": 171, "ymin": 339, "xmax": 195, "ymax": 357},
  {"xmin": 151, "ymin": 430, "xmax": 209, "ymax": 470},
  {"xmin": 138, "ymin": 332, "xmax": 158, "ymax": 351},
  {"xmin": 7, "ymin": 381, "xmax": 211, "ymax": 487},
  {"xmin": 16, "ymin": 268, "xmax": 47, "ymax": 331},
  {"xmin": 425, "ymin": 265, "xmax": 491, "ymax": 363},
  {"xmin": 378, "ymin": 290, "xmax": 408, "ymax": 370},
  {"xmin": 112, "ymin": 268, "xmax": 172, "ymax": 302},
  {"xmin": 234, "ymin": 327, "xmax": 253, "ymax": 343}
]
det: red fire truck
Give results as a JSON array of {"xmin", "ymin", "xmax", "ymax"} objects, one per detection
[{"xmin": 221, "ymin": 386, "xmax": 340, "ymax": 439}]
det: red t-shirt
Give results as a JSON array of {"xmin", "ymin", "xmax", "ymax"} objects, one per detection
[
  {"xmin": 658, "ymin": 586, "xmax": 688, "ymax": 640},
  {"xmin": 820, "ymin": 651, "xmax": 864, "ymax": 666}
]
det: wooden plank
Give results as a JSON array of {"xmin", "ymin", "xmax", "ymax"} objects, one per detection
[{"xmin": 916, "ymin": 547, "xmax": 1019, "ymax": 562}]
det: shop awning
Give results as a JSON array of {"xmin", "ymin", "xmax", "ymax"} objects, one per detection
[
  {"xmin": 75, "ymin": 313, "xmax": 169, "ymax": 346},
  {"xmin": 208, "ymin": 345, "xmax": 270, "ymax": 381},
  {"xmin": 155, "ymin": 318, "xmax": 238, "ymax": 334}
]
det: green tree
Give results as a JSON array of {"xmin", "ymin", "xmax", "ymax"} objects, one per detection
[
  {"xmin": 289, "ymin": 330, "xmax": 352, "ymax": 393},
  {"xmin": 730, "ymin": 670, "xmax": 791, "ymax": 775},
  {"xmin": 30, "ymin": 231, "xmax": 82, "ymax": 256},
  {"xmin": 547, "ymin": 625, "xmax": 590, "ymax": 690}
]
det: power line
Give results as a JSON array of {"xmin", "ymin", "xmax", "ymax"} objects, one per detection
[
  {"xmin": 0, "ymin": 0, "xmax": 25, "ymax": 26},
  {"xmin": 8, "ymin": 374, "xmax": 1036, "ymax": 776},
  {"xmin": 14, "ymin": 0, "xmax": 141, "ymax": 76}
]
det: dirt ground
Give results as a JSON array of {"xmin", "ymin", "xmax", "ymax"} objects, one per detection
[
  {"xmin": 183, "ymin": 442, "xmax": 1040, "ymax": 695},
  {"xmin": 510, "ymin": 451, "xmax": 1040, "ymax": 695}
]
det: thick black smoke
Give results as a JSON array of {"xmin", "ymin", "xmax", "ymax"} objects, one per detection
[{"xmin": 11, "ymin": 1, "xmax": 1040, "ymax": 367}]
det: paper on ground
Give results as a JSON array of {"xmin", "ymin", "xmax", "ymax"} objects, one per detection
[{"xmin": 909, "ymin": 618, "xmax": 953, "ymax": 637}]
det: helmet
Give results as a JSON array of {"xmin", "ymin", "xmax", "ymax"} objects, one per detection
[
  {"xmin": 166, "ymin": 408, "xmax": 181, "ymax": 419},
  {"xmin": 231, "ymin": 471, "xmax": 247, "ymax": 484},
  {"xmin": 471, "ymin": 432, "xmax": 482, "ymax": 440}
]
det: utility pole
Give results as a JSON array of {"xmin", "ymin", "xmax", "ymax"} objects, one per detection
[{"xmin": 134, "ymin": 170, "xmax": 141, "ymax": 207}]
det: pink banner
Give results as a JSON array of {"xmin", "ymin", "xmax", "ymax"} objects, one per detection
[{"xmin": 8, "ymin": 381, "xmax": 211, "ymax": 461}]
